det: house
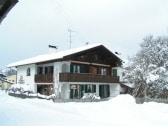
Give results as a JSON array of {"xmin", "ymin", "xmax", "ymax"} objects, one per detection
[
  {"xmin": 1, "ymin": 79, "xmax": 14, "ymax": 90},
  {"xmin": 7, "ymin": 44, "xmax": 123, "ymax": 99},
  {"xmin": 0, "ymin": 0, "xmax": 18, "ymax": 24},
  {"xmin": 0, "ymin": 73, "xmax": 6, "ymax": 88},
  {"xmin": 6, "ymin": 74, "xmax": 16, "ymax": 84},
  {"xmin": 0, "ymin": 74, "xmax": 14, "ymax": 90}
]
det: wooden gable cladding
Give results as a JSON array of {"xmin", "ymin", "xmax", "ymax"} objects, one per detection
[{"xmin": 63, "ymin": 45, "xmax": 122, "ymax": 67}]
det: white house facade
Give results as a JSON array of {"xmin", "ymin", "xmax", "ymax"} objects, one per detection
[{"xmin": 7, "ymin": 44, "xmax": 123, "ymax": 99}]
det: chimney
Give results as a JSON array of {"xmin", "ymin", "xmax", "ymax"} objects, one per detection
[{"xmin": 49, "ymin": 45, "xmax": 57, "ymax": 54}]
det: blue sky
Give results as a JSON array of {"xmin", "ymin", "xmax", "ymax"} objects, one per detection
[{"xmin": 0, "ymin": 0, "xmax": 168, "ymax": 69}]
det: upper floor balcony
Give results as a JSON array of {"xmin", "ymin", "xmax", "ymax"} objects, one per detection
[
  {"xmin": 35, "ymin": 74, "xmax": 53, "ymax": 83},
  {"xmin": 59, "ymin": 73, "xmax": 119, "ymax": 83},
  {"xmin": 35, "ymin": 73, "xmax": 119, "ymax": 84}
]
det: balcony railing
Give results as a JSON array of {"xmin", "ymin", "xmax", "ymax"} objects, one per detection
[
  {"xmin": 59, "ymin": 73, "xmax": 119, "ymax": 83},
  {"xmin": 35, "ymin": 74, "xmax": 53, "ymax": 83},
  {"xmin": 35, "ymin": 73, "xmax": 119, "ymax": 83}
]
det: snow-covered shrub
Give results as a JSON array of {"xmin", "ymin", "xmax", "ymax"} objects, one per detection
[
  {"xmin": 82, "ymin": 93, "xmax": 100, "ymax": 100},
  {"xmin": 9, "ymin": 84, "xmax": 33, "ymax": 94}
]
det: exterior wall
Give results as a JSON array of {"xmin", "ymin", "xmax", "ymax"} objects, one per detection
[
  {"xmin": 59, "ymin": 82, "xmax": 120, "ymax": 99},
  {"xmin": 89, "ymin": 66, "xmax": 97, "ymax": 74},
  {"xmin": 96, "ymin": 84, "xmax": 99, "ymax": 96},
  {"xmin": 112, "ymin": 67, "xmax": 123, "ymax": 81},
  {"xmin": 17, "ymin": 64, "xmax": 36, "ymax": 92},
  {"xmin": 53, "ymin": 61, "xmax": 71, "ymax": 84},
  {"xmin": 54, "ymin": 61, "xmax": 71, "ymax": 73},
  {"xmin": 6, "ymin": 75, "xmax": 16, "ymax": 84},
  {"xmin": 0, "ymin": 80, "xmax": 2, "ymax": 88},
  {"xmin": 34, "ymin": 61, "xmax": 70, "ymax": 95},
  {"xmin": 1, "ymin": 82, "xmax": 12, "ymax": 90},
  {"xmin": 61, "ymin": 83, "xmax": 70, "ymax": 99},
  {"xmin": 53, "ymin": 61, "xmax": 70, "ymax": 96},
  {"xmin": 110, "ymin": 83, "xmax": 120, "ymax": 97}
]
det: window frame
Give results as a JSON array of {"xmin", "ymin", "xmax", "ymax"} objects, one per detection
[{"xmin": 27, "ymin": 68, "xmax": 31, "ymax": 76}]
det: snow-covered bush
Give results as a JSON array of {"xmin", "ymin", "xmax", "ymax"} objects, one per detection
[
  {"xmin": 82, "ymin": 93, "xmax": 100, "ymax": 100},
  {"xmin": 9, "ymin": 84, "xmax": 33, "ymax": 94}
]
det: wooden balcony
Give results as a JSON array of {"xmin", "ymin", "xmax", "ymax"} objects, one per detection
[
  {"xmin": 59, "ymin": 73, "xmax": 119, "ymax": 83},
  {"xmin": 35, "ymin": 74, "xmax": 53, "ymax": 83},
  {"xmin": 35, "ymin": 73, "xmax": 119, "ymax": 83}
]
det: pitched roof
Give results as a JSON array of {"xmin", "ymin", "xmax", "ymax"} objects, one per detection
[
  {"xmin": 7, "ymin": 44, "xmax": 122, "ymax": 67},
  {"xmin": 0, "ymin": 77, "xmax": 14, "ymax": 84}
]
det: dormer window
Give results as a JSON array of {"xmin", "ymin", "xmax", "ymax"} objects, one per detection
[{"xmin": 27, "ymin": 68, "xmax": 31, "ymax": 76}]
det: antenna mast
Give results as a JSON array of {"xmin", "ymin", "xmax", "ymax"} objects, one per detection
[
  {"xmin": 68, "ymin": 29, "xmax": 72, "ymax": 49},
  {"xmin": 68, "ymin": 29, "xmax": 77, "ymax": 49}
]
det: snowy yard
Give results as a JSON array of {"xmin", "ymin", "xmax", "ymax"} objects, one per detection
[{"xmin": 0, "ymin": 90, "xmax": 168, "ymax": 126}]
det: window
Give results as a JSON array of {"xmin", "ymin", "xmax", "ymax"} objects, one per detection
[
  {"xmin": 27, "ymin": 68, "xmax": 31, "ymax": 76},
  {"xmin": 97, "ymin": 67, "xmax": 106, "ymax": 75},
  {"xmin": 74, "ymin": 65, "xmax": 80, "ymax": 73},
  {"xmin": 70, "ymin": 64, "xmax": 89, "ymax": 73},
  {"xmin": 80, "ymin": 64, "xmax": 89, "ymax": 73},
  {"xmin": 112, "ymin": 69, "xmax": 117, "ymax": 76},
  {"xmin": 101, "ymin": 68, "xmax": 106, "ymax": 75},
  {"xmin": 37, "ymin": 67, "xmax": 43, "ymax": 75},
  {"xmin": 45, "ymin": 66, "xmax": 53, "ymax": 74},
  {"xmin": 70, "ymin": 64, "xmax": 80, "ymax": 73},
  {"xmin": 85, "ymin": 85, "xmax": 96, "ymax": 93}
]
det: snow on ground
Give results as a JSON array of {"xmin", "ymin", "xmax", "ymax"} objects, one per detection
[{"xmin": 0, "ymin": 90, "xmax": 168, "ymax": 126}]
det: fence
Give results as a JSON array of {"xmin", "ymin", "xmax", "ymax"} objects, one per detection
[
  {"xmin": 52, "ymin": 97, "xmax": 110, "ymax": 103},
  {"xmin": 135, "ymin": 97, "xmax": 168, "ymax": 104}
]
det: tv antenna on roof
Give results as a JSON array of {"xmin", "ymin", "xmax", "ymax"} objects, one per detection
[{"xmin": 68, "ymin": 29, "xmax": 77, "ymax": 49}]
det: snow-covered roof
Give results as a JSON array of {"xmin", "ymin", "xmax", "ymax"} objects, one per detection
[
  {"xmin": 0, "ymin": 78, "xmax": 14, "ymax": 84},
  {"xmin": 121, "ymin": 83, "xmax": 135, "ymax": 88},
  {"xmin": 7, "ymin": 44, "xmax": 106, "ymax": 67}
]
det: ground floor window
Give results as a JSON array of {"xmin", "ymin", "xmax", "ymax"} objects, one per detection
[
  {"xmin": 70, "ymin": 84, "xmax": 96, "ymax": 99},
  {"xmin": 37, "ymin": 84, "xmax": 53, "ymax": 96},
  {"xmin": 69, "ymin": 84, "xmax": 110, "ymax": 99},
  {"xmin": 85, "ymin": 85, "xmax": 96, "ymax": 93}
]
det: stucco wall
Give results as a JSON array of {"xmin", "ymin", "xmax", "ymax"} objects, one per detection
[
  {"xmin": 61, "ymin": 83, "xmax": 70, "ymax": 99},
  {"xmin": 6, "ymin": 75, "xmax": 16, "ymax": 84},
  {"xmin": 59, "ymin": 82, "xmax": 120, "ymax": 99},
  {"xmin": 53, "ymin": 61, "xmax": 70, "ymax": 98},
  {"xmin": 112, "ymin": 67, "xmax": 123, "ymax": 81},
  {"xmin": 110, "ymin": 83, "xmax": 120, "ymax": 97},
  {"xmin": 17, "ymin": 64, "xmax": 36, "ymax": 92}
]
